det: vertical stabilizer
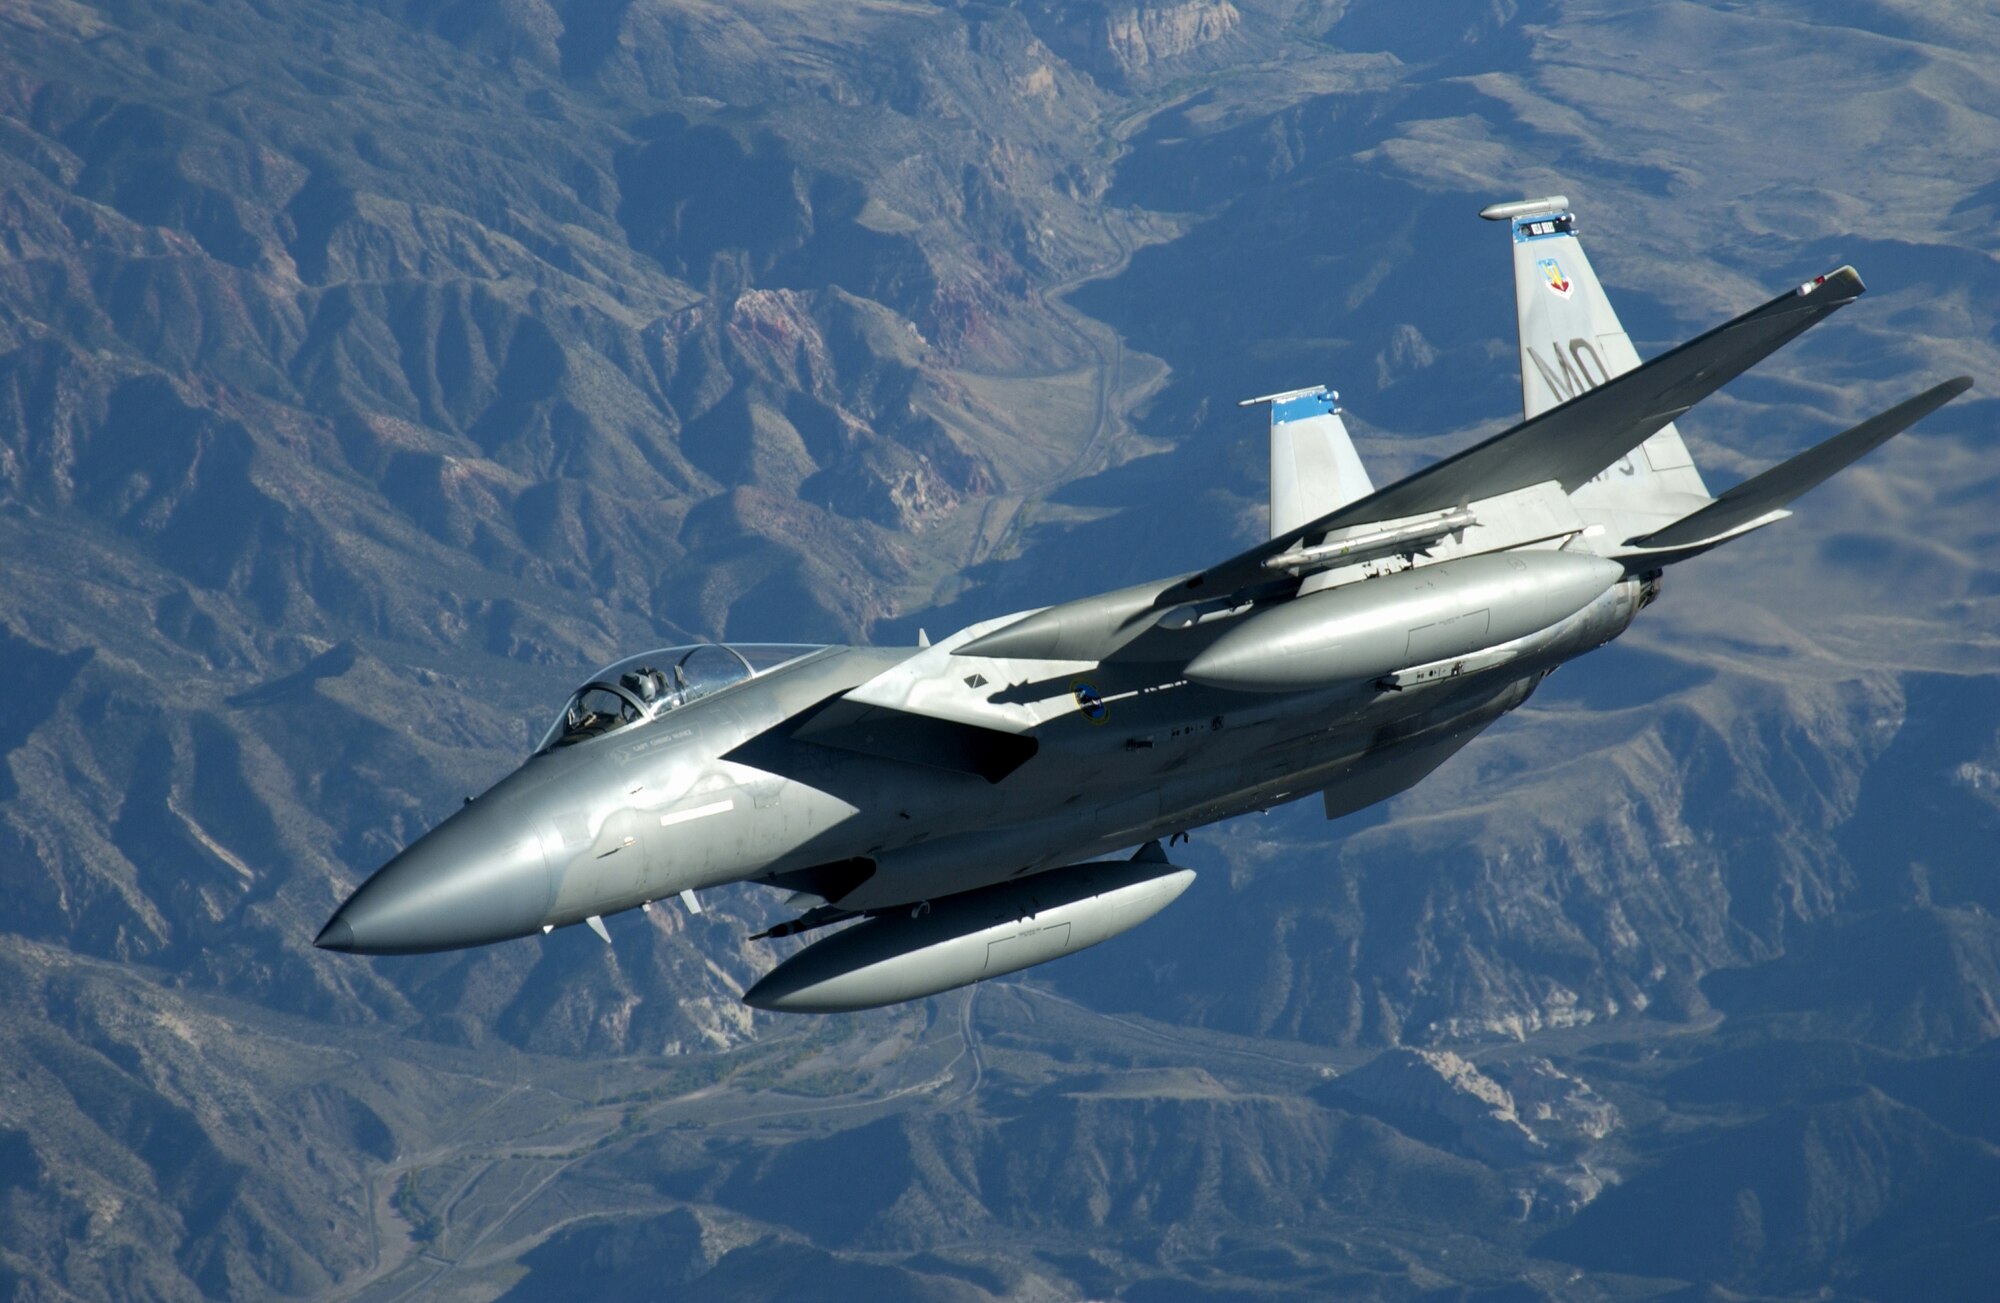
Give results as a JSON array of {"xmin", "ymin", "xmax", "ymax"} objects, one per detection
[
  {"xmin": 1481, "ymin": 197, "xmax": 1713, "ymax": 533},
  {"xmin": 1243, "ymin": 386, "xmax": 1375, "ymax": 539}
]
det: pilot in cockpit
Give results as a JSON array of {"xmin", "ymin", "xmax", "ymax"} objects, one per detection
[
  {"xmin": 621, "ymin": 666, "xmax": 672, "ymax": 708},
  {"xmin": 540, "ymin": 645, "xmax": 819, "ymax": 752}
]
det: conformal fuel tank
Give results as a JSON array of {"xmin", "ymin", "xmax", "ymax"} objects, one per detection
[
  {"xmin": 743, "ymin": 854, "xmax": 1195, "ymax": 1013},
  {"xmin": 1184, "ymin": 550, "xmax": 1624, "ymax": 693}
]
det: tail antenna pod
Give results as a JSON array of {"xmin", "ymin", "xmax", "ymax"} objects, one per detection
[
  {"xmin": 1238, "ymin": 385, "xmax": 1338, "ymax": 409},
  {"xmin": 1479, "ymin": 195, "xmax": 1571, "ymax": 221}
]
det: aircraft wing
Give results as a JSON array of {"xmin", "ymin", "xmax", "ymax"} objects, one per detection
[
  {"xmin": 790, "ymin": 698, "xmax": 1038, "ymax": 783},
  {"xmin": 774, "ymin": 617, "xmax": 1062, "ymax": 777},
  {"xmin": 1624, "ymin": 376, "xmax": 1972, "ymax": 552},
  {"xmin": 1174, "ymin": 267, "xmax": 1865, "ymax": 600}
]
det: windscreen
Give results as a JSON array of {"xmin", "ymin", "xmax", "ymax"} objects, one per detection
[{"xmin": 538, "ymin": 643, "xmax": 824, "ymax": 751}]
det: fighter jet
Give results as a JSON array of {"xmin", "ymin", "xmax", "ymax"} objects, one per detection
[{"xmin": 316, "ymin": 197, "xmax": 1970, "ymax": 1012}]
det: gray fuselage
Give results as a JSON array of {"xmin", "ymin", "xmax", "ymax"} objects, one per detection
[{"xmin": 317, "ymin": 561, "xmax": 1650, "ymax": 956}]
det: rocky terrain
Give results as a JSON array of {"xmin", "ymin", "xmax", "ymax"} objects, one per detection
[{"xmin": 1, "ymin": 0, "xmax": 1996, "ymax": 1298}]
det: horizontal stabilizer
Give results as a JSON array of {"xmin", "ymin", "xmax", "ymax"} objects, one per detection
[
  {"xmin": 1628, "ymin": 376, "xmax": 1972, "ymax": 551},
  {"xmin": 1180, "ymin": 267, "xmax": 1865, "ymax": 598},
  {"xmin": 791, "ymin": 698, "xmax": 1037, "ymax": 783}
]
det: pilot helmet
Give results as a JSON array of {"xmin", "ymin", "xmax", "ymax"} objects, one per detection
[{"xmin": 621, "ymin": 667, "xmax": 665, "ymax": 703}]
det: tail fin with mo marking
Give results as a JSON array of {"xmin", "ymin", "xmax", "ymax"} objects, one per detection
[{"xmin": 1481, "ymin": 197, "xmax": 1713, "ymax": 535}]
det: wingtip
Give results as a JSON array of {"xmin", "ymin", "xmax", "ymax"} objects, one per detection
[{"xmin": 1805, "ymin": 265, "xmax": 1866, "ymax": 300}]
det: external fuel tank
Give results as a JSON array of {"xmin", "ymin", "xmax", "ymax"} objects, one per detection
[
  {"xmin": 1183, "ymin": 550, "xmax": 1623, "ymax": 692},
  {"xmin": 743, "ymin": 853, "xmax": 1195, "ymax": 1012}
]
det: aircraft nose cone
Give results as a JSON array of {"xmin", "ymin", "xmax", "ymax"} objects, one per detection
[
  {"xmin": 318, "ymin": 802, "xmax": 554, "ymax": 955},
  {"xmin": 314, "ymin": 916, "xmax": 355, "ymax": 952}
]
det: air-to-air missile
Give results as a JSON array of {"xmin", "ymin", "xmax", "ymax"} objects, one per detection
[{"xmin": 316, "ymin": 198, "xmax": 1971, "ymax": 1012}]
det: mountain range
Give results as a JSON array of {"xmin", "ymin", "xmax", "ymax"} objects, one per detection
[{"xmin": 1, "ymin": 1, "xmax": 1996, "ymax": 1298}]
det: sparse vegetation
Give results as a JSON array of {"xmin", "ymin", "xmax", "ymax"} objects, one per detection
[{"xmin": 393, "ymin": 1169, "xmax": 442, "ymax": 1246}]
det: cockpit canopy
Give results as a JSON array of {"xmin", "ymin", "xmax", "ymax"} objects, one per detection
[{"xmin": 539, "ymin": 643, "xmax": 823, "ymax": 751}]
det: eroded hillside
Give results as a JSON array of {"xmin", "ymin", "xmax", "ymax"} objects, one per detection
[{"xmin": 2, "ymin": 1, "xmax": 1998, "ymax": 1299}]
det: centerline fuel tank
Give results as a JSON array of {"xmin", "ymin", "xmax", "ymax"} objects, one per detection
[
  {"xmin": 1183, "ymin": 550, "xmax": 1623, "ymax": 693},
  {"xmin": 743, "ymin": 852, "xmax": 1195, "ymax": 1012}
]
